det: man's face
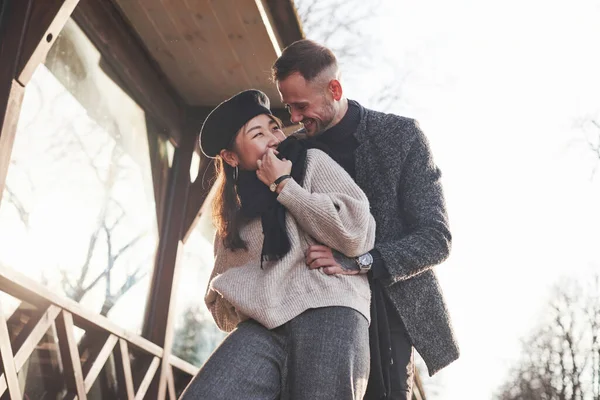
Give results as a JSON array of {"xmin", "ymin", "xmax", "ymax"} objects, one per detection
[{"xmin": 277, "ymin": 72, "xmax": 336, "ymax": 137}]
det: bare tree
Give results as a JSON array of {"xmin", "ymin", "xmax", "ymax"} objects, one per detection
[
  {"xmin": 57, "ymin": 137, "xmax": 150, "ymax": 317},
  {"xmin": 2, "ymin": 83, "xmax": 152, "ymax": 318},
  {"xmin": 295, "ymin": 0, "xmax": 404, "ymax": 111},
  {"xmin": 584, "ymin": 119, "xmax": 600, "ymax": 177},
  {"xmin": 172, "ymin": 305, "xmax": 226, "ymax": 366},
  {"xmin": 496, "ymin": 275, "xmax": 600, "ymax": 400}
]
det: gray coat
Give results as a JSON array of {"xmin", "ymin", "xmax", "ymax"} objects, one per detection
[{"xmin": 353, "ymin": 106, "xmax": 459, "ymax": 376}]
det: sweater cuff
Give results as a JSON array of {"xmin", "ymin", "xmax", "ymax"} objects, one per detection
[
  {"xmin": 370, "ymin": 248, "xmax": 391, "ymax": 280},
  {"xmin": 276, "ymin": 178, "xmax": 306, "ymax": 210}
]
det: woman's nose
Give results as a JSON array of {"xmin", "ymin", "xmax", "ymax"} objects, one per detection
[{"xmin": 268, "ymin": 133, "xmax": 280, "ymax": 147}]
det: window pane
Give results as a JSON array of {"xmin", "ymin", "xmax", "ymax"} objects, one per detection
[
  {"xmin": 172, "ymin": 199, "xmax": 226, "ymax": 366},
  {"xmin": 0, "ymin": 19, "xmax": 159, "ymax": 334}
]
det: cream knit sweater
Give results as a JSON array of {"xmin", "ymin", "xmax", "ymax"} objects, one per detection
[{"xmin": 205, "ymin": 149, "xmax": 376, "ymax": 332}]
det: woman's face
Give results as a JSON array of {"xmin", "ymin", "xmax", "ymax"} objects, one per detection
[{"xmin": 223, "ymin": 114, "xmax": 285, "ymax": 171}]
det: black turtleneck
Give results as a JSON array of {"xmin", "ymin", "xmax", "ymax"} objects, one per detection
[{"xmin": 315, "ymin": 100, "xmax": 361, "ymax": 179}]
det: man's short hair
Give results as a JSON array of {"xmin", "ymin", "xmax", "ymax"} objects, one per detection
[{"xmin": 272, "ymin": 39, "xmax": 337, "ymax": 82}]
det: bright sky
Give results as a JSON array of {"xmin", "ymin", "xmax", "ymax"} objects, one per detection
[{"xmin": 332, "ymin": 0, "xmax": 600, "ymax": 398}]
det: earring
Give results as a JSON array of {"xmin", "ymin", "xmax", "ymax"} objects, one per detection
[{"xmin": 233, "ymin": 165, "xmax": 238, "ymax": 182}]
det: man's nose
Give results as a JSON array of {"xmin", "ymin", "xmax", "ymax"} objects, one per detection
[{"xmin": 290, "ymin": 110, "xmax": 303, "ymax": 124}]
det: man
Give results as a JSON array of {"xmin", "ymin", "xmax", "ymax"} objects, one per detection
[{"xmin": 272, "ymin": 40, "xmax": 459, "ymax": 400}]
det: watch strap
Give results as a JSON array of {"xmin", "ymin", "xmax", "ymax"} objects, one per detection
[{"xmin": 274, "ymin": 174, "xmax": 292, "ymax": 185}]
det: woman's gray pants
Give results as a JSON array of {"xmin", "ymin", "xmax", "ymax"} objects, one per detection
[{"xmin": 179, "ymin": 306, "xmax": 370, "ymax": 400}]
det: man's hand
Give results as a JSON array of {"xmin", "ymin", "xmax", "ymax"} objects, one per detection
[{"xmin": 305, "ymin": 244, "xmax": 360, "ymax": 275}]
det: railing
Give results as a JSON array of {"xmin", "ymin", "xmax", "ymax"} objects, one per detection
[{"xmin": 0, "ymin": 264, "xmax": 198, "ymax": 399}]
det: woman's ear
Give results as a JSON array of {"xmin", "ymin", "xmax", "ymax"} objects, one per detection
[{"xmin": 220, "ymin": 149, "xmax": 238, "ymax": 168}]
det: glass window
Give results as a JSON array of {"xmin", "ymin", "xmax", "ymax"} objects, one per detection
[
  {"xmin": 171, "ymin": 195, "xmax": 226, "ymax": 366},
  {"xmin": 0, "ymin": 19, "xmax": 159, "ymax": 334}
]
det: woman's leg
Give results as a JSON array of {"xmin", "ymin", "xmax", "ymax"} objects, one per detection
[
  {"xmin": 284, "ymin": 307, "xmax": 370, "ymax": 400},
  {"xmin": 179, "ymin": 319, "xmax": 285, "ymax": 400}
]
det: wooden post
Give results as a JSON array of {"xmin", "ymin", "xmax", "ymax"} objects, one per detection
[
  {"xmin": 0, "ymin": 0, "xmax": 32, "ymax": 205},
  {"xmin": 16, "ymin": 0, "xmax": 80, "ymax": 86},
  {"xmin": 0, "ymin": 301, "xmax": 22, "ymax": 399},
  {"xmin": 141, "ymin": 114, "xmax": 198, "ymax": 398}
]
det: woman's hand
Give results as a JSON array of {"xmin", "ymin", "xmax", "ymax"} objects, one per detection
[{"xmin": 256, "ymin": 148, "xmax": 292, "ymax": 190}]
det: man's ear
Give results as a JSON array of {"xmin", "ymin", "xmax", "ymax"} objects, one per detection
[
  {"xmin": 220, "ymin": 149, "xmax": 238, "ymax": 168},
  {"xmin": 329, "ymin": 79, "xmax": 343, "ymax": 101}
]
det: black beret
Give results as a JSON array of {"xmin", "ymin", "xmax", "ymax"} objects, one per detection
[{"xmin": 199, "ymin": 89, "xmax": 272, "ymax": 158}]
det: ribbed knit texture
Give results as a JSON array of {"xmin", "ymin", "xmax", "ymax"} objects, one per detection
[{"xmin": 205, "ymin": 149, "xmax": 376, "ymax": 332}]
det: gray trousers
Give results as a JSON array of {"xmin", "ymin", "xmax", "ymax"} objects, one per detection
[{"xmin": 179, "ymin": 307, "xmax": 370, "ymax": 400}]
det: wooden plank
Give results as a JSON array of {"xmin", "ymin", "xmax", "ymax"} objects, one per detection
[
  {"xmin": 16, "ymin": 0, "xmax": 80, "ymax": 86},
  {"xmin": 263, "ymin": 0, "xmax": 305, "ymax": 48},
  {"xmin": 115, "ymin": 339, "xmax": 135, "ymax": 400},
  {"xmin": 155, "ymin": 233, "xmax": 189, "ymax": 400},
  {"xmin": 83, "ymin": 334, "xmax": 118, "ymax": 393},
  {"xmin": 0, "ymin": 0, "xmax": 32, "ymax": 205},
  {"xmin": 210, "ymin": 0, "xmax": 280, "ymax": 91},
  {"xmin": 141, "ymin": 132, "xmax": 194, "ymax": 346},
  {"xmin": 13, "ymin": 304, "xmax": 61, "ymax": 371},
  {"xmin": 114, "ymin": 0, "xmax": 222, "ymax": 104},
  {"xmin": 55, "ymin": 311, "xmax": 86, "ymax": 400},
  {"xmin": 134, "ymin": 356, "xmax": 161, "ymax": 400},
  {"xmin": 0, "ymin": 81, "xmax": 25, "ymax": 205},
  {"xmin": 0, "ymin": 301, "xmax": 22, "ymax": 399},
  {"xmin": 169, "ymin": 355, "xmax": 199, "ymax": 377},
  {"xmin": 166, "ymin": 366, "xmax": 176, "ymax": 400},
  {"xmin": 0, "ymin": 264, "xmax": 164, "ymax": 358},
  {"xmin": 72, "ymin": 0, "xmax": 185, "ymax": 146}
]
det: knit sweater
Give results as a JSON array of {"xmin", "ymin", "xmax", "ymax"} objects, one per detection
[{"xmin": 205, "ymin": 149, "xmax": 376, "ymax": 332}]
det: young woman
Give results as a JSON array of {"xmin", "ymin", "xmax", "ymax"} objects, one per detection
[{"xmin": 180, "ymin": 90, "xmax": 376, "ymax": 400}]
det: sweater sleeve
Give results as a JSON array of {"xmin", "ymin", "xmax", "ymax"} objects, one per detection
[
  {"xmin": 277, "ymin": 149, "xmax": 376, "ymax": 258},
  {"xmin": 376, "ymin": 121, "xmax": 452, "ymax": 284},
  {"xmin": 204, "ymin": 234, "xmax": 242, "ymax": 332}
]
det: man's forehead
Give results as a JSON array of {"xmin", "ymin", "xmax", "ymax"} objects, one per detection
[{"xmin": 278, "ymin": 73, "xmax": 312, "ymax": 102}]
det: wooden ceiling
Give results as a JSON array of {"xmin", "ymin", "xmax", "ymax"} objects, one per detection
[{"xmin": 112, "ymin": 0, "xmax": 302, "ymax": 107}]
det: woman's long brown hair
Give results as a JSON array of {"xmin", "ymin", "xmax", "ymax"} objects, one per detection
[{"xmin": 211, "ymin": 115, "xmax": 284, "ymax": 251}]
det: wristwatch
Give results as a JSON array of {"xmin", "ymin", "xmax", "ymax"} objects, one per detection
[
  {"xmin": 355, "ymin": 252, "xmax": 373, "ymax": 274},
  {"xmin": 270, "ymin": 174, "xmax": 291, "ymax": 192}
]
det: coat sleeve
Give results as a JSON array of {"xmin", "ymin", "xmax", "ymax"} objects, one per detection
[
  {"xmin": 204, "ymin": 233, "xmax": 242, "ymax": 332},
  {"xmin": 376, "ymin": 120, "xmax": 452, "ymax": 285},
  {"xmin": 276, "ymin": 149, "xmax": 376, "ymax": 258}
]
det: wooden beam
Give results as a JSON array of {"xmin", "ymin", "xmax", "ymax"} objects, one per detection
[
  {"xmin": 156, "ymin": 241, "xmax": 188, "ymax": 400},
  {"xmin": 0, "ymin": 0, "xmax": 32, "ymax": 205},
  {"xmin": 55, "ymin": 310, "xmax": 87, "ymax": 400},
  {"xmin": 166, "ymin": 366, "xmax": 176, "ymax": 400},
  {"xmin": 141, "ymin": 131, "xmax": 195, "ymax": 346},
  {"xmin": 16, "ymin": 0, "xmax": 80, "ymax": 86},
  {"xmin": 0, "ymin": 81, "xmax": 25, "ymax": 207},
  {"xmin": 0, "ymin": 304, "xmax": 60, "ymax": 396},
  {"xmin": 0, "ymin": 301, "xmax": 22, "ymax": 399},
  {"xmin": 13, "ymin": 304, "xmax": 61, "ymax": 371},
  {"xmin": 134, "ymin": 356, "xmax": 160, "ymax": 400},
  {"xmin": 0, "ymin": 264, "xmax": 164, "ymax": 358},
  {"xmin": 115, "ymin": 339, "xmax": 135, "ymax": 400},
  {"xmin": 169, "ymin": 354, "xmax": 199, "ymax": 377},
  {"xmin": 83, "ymin": 333, "xmax": 118, "ymax": 393},
  {"xmin": 72, "ymin": 0, "xmax": 185, "ymax": 146},
  {"xmin": 263, "ymin": 0, "xmax": 305, "ymax": 48}
]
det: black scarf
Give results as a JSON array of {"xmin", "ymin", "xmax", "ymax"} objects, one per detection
[{"xmin": 236, "ymin": 136, "xmax": 320, "ymax": 266}]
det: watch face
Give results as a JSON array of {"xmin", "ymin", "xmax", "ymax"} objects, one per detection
[
  {"xmin": 269, "ymin": 183, "xmax": 277, "ymax": 192},
  {"xmin": 358, "ymin": 253, "xmax": 373, "ymax": 266}
]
